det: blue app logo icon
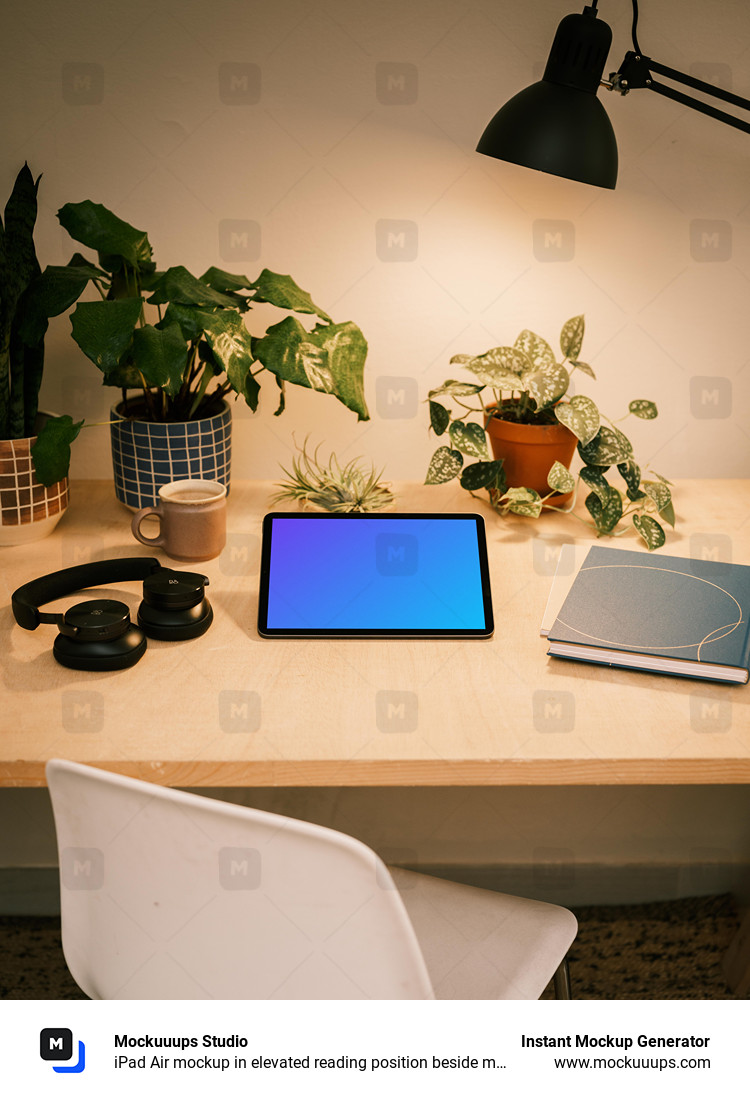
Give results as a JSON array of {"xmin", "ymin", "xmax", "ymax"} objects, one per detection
[{"xmin": 40, "ymin": 1028, "xmax": 86, "ymax": 1073}]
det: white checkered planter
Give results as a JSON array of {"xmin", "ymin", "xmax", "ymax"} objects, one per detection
[
  {"xmin": 110, "ymin": 400, "xmax": 232, "ymax": 510},
  {"xmin": 0, "ymin": 414, "xmax": 70, "ymax": 545}
]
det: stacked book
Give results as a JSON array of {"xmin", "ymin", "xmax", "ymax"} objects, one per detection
[{"xmin": 541, "ymin": 544, "xmax": 750, "ymax": 685}]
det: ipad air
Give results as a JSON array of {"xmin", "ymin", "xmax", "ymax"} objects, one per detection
[{"xmin": 258, "ymin": 512, "xmax": 494, "ymax": 638}]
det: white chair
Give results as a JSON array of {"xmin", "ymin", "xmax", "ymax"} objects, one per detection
[{"xmin": 45, "ymin": 759, "xmax": 577, "ymax": 1000}]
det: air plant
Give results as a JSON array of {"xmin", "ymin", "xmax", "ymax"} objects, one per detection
[{"xmin": 272, "ymin": 439, "xmax": 393, "ymax": 513}]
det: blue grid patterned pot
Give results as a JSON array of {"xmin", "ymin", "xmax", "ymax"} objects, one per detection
[{"xmin": 110, "ymin": 400, "xmax": 232, "ymax": 510}]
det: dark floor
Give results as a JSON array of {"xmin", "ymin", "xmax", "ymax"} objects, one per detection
[
  {"xmin": 551, "ymin": 892, "xmax": 743, "ymax": 999},
  {"xmin": 0, "ymin": 893, "xmax": 744, "ymax": 999}
]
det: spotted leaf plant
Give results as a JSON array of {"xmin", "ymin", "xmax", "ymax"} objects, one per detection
[{"xmin": 425, "ymin": 315, "xmax": 674, "ymax": 550}]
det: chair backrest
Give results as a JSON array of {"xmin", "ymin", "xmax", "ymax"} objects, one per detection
[{"xmin": 45, "ymin": 759, "xmax": 434, "ymax": 999}]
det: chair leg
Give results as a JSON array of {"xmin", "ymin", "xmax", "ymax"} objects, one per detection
[{"xmin": 552, "ymin": 958, "xmax": 572, "ymax": 999}]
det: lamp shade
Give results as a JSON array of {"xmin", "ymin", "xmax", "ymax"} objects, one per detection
[
  {"xmin": 477, "ymin": 7, "xmax": 619, "ymax": 189},
  {"xmin": 477, "ymin": 80, "xmax": 618, "ymax": 188}
]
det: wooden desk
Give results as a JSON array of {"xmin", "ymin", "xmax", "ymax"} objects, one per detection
[{"xmin": 1, "ymin": 479, "xmax": 749, "ymax": 788}]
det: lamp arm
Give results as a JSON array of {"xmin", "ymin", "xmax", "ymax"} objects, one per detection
[
  {"xmin": 646, "ymin": 77, "xmax": 750, "ymax": 136},
  {"xmin": 608, "ymin": 51, "xmax": 750, "ymax": 135}
]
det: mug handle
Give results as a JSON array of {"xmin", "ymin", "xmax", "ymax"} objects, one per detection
[{"xmin": 131, "ymin": 506, "xmax": 165, "ymax": 548}]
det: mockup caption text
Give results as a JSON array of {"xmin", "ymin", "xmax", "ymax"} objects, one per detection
[
  {"xmin": 520, "ymin": 1034, "xmax": 710, "ymax": 1049},
  {"xmin": 521, "ymin": 1033, "xmax": 712, "ymax": 1072},
  {"xmin": 111, "ymin": 1032, "xmax": 715, "ymax": 1076},
  {"xmin": 113, "ymin": 1035, "xmax": 501, "ymax": 1073}
]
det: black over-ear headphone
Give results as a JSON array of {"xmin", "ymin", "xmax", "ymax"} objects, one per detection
[{"xmin": 11, "ymin": 557, "xmax": 213, "ymax": 671}]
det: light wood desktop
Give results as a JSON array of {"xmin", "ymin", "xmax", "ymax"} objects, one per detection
[{"xmin": 1, "ymin": 479, "xmax": 749, "ymax": 790}]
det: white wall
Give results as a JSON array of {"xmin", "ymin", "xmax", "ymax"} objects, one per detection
[
  {"xmin": 3, "ymin": 0, "xmax": 749, "ymax": 484},
  {"xmin": 2, "ymin": 0, "xmax": 750, "ymax": 903}
]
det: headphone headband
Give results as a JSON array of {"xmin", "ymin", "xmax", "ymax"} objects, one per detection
[{"xmin": 11, "ymin": 557, "xmax": 163, "ymax": 631}]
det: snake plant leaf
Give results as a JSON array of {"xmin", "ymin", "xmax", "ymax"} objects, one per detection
[
  {"xmin": 132, "ymin": 323, "xmax": 187, "ymax": 397},
  {"xmin": 514, "ymin": 329, "xmax": 556, "ymax": 372},
  {"xmin": 252, "ymin": 316, "xmax": 369, "ymax": 420},
  {"xmin": 427, "ymin": 379, "xmax": 484, "ymax": 399},
  {"xmin": 0, "ymin": 163, "xmax": 41, "ymax": 439},
  {"xmin": 585, "ymin": 485, "xmax": 623, "ymax": 533},
  {"xmin": 147, "ymin": 266, "xmax": 242, "ymax": 309},
  {"xmin": 248, "ymin": 269, "xmax": 332, "ymax": 323},
  {"xmin": 505, "ymin": 486, "xmax": 543, "ymax": 517},
  {"xmin": 18, "ymin": 338, "xmax": 44, "ymax": 436},
  {"xmin": 425, "ymin": 445, "xmax": 463, "ymax": 485},
  {"xmin": 1, "ymin": 168, "xmax": 39, "ymax": 304},
  {"xmin": 633, "ymin": 513, "xmax": 666, "ymax": 550},
  {"xmin": 0, "ymin": 164, "xmax": 40, "ymax": 312},
  {"xmin": 429, "ymin": 400, "xmax": 450, "ymax": 435},
  {"xmin": 70, "ymin": 297, "xmax": 143, "ymax": 375},
  {"xmin": 554, "ymin": 394, "xmax": 600, "ymax": 444},
  {"xmin": 578, "ymin": 425, "xmax": 633, "ymax": 467},
  {"xmin": 198, "ymin": 309, "xmax": 260, "ymax": 411},
  {"xmin": 629, "ymin": 398, "xmax": 658, "ymax": 419},
  {"xmin": 30, "ymin": 414, "xmax": 84, "ymax": 486},
  {"xmin": 559, "ymin": 314, "xmax": 585, "ymax": 360},
  {"xmin": 525, "ymin": 362, "xmax": 570, "ymax": 410},
  {"xmin": 449, "ymin": 419, "xmax": 489, "ymax": 459},
  {"xmin": 617, "ymin": 459, "xmax": 646, "ymax": 501},
  {"xmin": 460, "ymin": 458, "xmax": 505, "ymax": 492},
  {"xmin": 547, "ymin": 461, "xmax": 575, "ymax": 494},
  {"xmin": 57, "ymin": 201, "xmax": 153, "ymax": 271}
]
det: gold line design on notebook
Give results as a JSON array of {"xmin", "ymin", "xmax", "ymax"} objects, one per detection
[{"xmin": 553, "ymin": 562, "xmax": 744, "ymax": 662}]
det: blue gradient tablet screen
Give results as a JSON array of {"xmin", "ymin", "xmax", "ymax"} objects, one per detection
[{"xmin": 258, "ymin": 513, "xmax": 493, "ymax": 637}]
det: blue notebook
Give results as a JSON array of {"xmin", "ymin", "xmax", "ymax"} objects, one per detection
[{"xmin": 547, "ymin": 545, "xmax": 750, "ymax": 684}]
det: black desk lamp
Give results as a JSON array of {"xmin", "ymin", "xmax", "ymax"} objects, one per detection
[{"xmin": 477, "ymin": 0, "xmax": 750, "ymax": 189}]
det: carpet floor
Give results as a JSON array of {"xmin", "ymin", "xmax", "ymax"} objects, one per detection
[
  {"xmin": 0, "ymin": 894, "xmax": 744, "ymax": 1000},
  {"xmin": 544, "ymin": 892, "xmax": 743, "ymax": 999}
]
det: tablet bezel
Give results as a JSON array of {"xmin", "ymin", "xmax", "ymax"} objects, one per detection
[{"xmin": 257, "ymin": 512, "xmax": 494, "ymax": 639}]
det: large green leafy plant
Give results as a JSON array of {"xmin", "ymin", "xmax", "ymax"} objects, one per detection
[
  {"xmin": 26, "ymin": 200, "xmax": 369, "ymax": 481},
  {"xmin": 425, "ymin": 315, "xmax": 674, "ymax": 550}
]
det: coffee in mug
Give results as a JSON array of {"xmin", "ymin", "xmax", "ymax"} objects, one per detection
[{"xmin": 131, "ymin": 479, "xmax": 227, "ymax": 562}]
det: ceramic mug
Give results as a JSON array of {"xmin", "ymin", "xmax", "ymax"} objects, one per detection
[{"xmin": 131, "ymin": 479, "xmax": 227, "ymax": 562}]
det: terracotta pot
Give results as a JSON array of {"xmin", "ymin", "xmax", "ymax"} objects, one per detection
[
  {"xmin": 110, "ymin": 399, "xmax": 232, "ymax": 511},
  {"xmin": 0, "ymin": 413, "xmax": 70, "ymax": 545},
  {"xmin": 485, "ymin": 405, "xmax": 577, "ymax": 498}
]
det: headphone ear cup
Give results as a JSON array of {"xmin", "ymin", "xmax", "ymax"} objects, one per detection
[
  {"xmin": 137, "ymin": 597, "xmax": 213, "ymax": 641},
  {"xmin": 52, "ymin": 600, "xmax": 147, "ymax": 671},
  {"xmin": 53, "ymin": 629, "xmax": 148, "ymax": 671},
  {"xmin": 138, "ymin": 569, "xmax": 213, "ymax": 641}
]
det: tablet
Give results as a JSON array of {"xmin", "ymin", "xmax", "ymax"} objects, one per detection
[{"xmin": 257, "ymin": 512, "xmax": 494, "ymax": 638}]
